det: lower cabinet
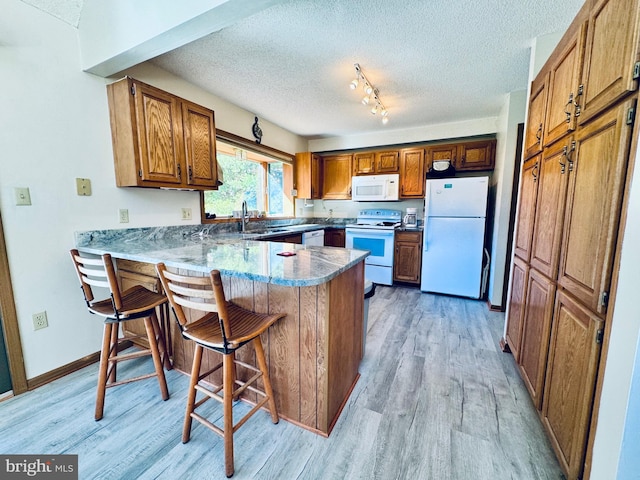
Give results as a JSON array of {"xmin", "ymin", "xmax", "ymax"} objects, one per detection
[
  {"xmin": 518, "ymin": 267, "xmax": 555, "ymax": 410},
  {"xmin": 505, "ymin": 256, "xmax": 528, "ymax": 362},
  {"xmin": 393, "ymin": 231, "xmax": 422, "ymax": 284},
  {"xmin": 116, "ymin": 259, "xmax": 164, "ymax": 349},
  {"xmin": 324, "ymin": 228, "xmax": 345, "ymax": 247},
  {"xmin": 542, "ymin": 290, "xmax": 604, "ymax": 480},
  {"xmin": 265, "ymin": 233, "xmax": 302, "ymax": 244}
]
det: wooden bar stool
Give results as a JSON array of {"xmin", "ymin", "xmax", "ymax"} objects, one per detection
[
  {"xmin": 156, "ymin": 263, "xmax": 285, "ymax": 478},
  {"xmin": 70, "ymin": 249, "xmax": 171, "ymax": 420}
]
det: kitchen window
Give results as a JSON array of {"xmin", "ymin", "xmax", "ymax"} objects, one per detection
[{"xmin": 202, "ymin": 131, "xmax": 294, "ymax": 220}]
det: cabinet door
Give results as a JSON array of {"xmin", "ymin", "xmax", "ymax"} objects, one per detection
[
  {"xmin": 456, "ymin": 140, "xmax": 495, "ymax": 170},
  {"xmin": 579, "ymin": 0, "xmax": 640, "ymax": 124},
  {"xmin": 353, "ymin": 152, "xmax": 376, "ymax": 175},
  {"xmin": 543, "ymin": 22, "xmax": 586, "ymax": 148},
  {"xmin": 182, "ymin": 101, "xmax": 217, "ymax": 188},
  {"xmin": 324, "ymin": 229, "xmax": 345, "ymax": 247},
  {"xmin": 514, "ymin": 156, "xmax": 540, "ymax": 262},
  {"xmin": 524, "ymin": 73, "xmax": 549, "ymax": 159},
  {"xmin": 518, "ymin": 268, "xmax": 555, "ymax": 409},
  {"xmin": 542, "ymin": 290, "xmax": 604, "ymax": 480},
  {"xmin": 322, "ymin": 154, "xmax": 352, "ymax": 199},
  {"xmin": 425, "ymin": 144, "xmax": 457, "ymax": 171},
  {"xmin": 529, "ymin": 139, "xmax": 571, "ymax": 279},
  {"xmin": 505, "ymin": 256, "xmax": 528, "ymax": 362},
  {"xmin": 393, "ymin": 231, "xmax": 422, "ymax": 284},
  {"xmin": 557, "ymin": 100, "xmax": 634, "ymax": 314},
  {"xmin": 376, "ymin": 151, "xmax": 400, "ymax": 173},
  {"xmin": 399, "ymin": 148, "xmax": 425, "ymax": 198},
  {"xmin": 295, "ymin": 152, "xmax": 323, "ymax": 199},
  {"xmin": 133, "ymin": 81, "xmax": 183, "ymax": 185}
]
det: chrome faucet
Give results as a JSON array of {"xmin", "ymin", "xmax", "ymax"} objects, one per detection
[{"xmin": 241, "ymin": 200, "xmax": 249, "ymax": 233}]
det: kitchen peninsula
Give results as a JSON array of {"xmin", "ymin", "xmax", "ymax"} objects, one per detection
[{"xmin": 75, "ymin": 226, "xmax": 368, "ymax": 436}]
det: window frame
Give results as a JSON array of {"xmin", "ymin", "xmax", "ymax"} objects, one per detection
[{"xmin": 200, "ymin": 129, "xmax": 295, "ymax": 224}]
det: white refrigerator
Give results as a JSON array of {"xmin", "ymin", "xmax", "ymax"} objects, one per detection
[{"xmin": 420, "ymin": 176, "xmax": 489, "ymax": 298}]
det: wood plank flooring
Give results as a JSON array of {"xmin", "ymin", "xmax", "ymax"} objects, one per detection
[{"xmin": 0, "ymin": 286, "xmax": 563, "ymax": 479}]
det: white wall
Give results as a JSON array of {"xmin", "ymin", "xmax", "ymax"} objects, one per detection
[
  {"xmin": 487, "ymin": 90, "xmax": 526, "ymax": 307},
  {"xmin": 590, "ymin": 134, "xmax": 640, "ymax": 479},
  {"xmin": 0, "ymin": 0, "xmax": 305, "ymax": 379}
]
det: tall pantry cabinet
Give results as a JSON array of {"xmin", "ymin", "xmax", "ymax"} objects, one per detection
[{"xmin": 504, "ymin": 0, "xmax": 640, "ymax": 478}]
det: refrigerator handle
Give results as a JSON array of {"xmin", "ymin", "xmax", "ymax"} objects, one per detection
[{"xmin": 423, "ymin": 218, "xmax": 428, "ymax": 251}]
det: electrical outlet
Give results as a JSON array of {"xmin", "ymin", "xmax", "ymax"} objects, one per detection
[
  {"xmin": 181, "ymin": 208, "xmax": 192, "ymax": 220},
  {"xmin": 119, "ymin": 208, "xmax": 129, "ymax": 223},
  {"xmin": 33, "ymin": 311, "xmax": 48, "ymax": 330}
]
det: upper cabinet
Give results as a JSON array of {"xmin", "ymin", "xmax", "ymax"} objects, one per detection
[
  {"xmin": 578, "ymin": 0, "xmax": 640, "ymax": 124},
  {"xmin": 524, "ymin": 73, "xmax": 549, "ymax": 159},
  {"xmin": 295, "ymin": 152, "xmax": 323, "ymax": 199},
  {"xmin": 543, "ymin": 22, "xmax": 587, "ymax": 148},
  {"xmin": 353, "ymin": 150, "xmax": 399, "ymax": 175},
  {"xmin": 106, "ymin": 77, "xmax": 217, "ymax": 190},
  {"xmin": 399, "ymin": 148, "xmax": 425, "ymax": 198},
  {"xmin": 322, "ymin": 154, "xmax": 352, "ymax": 199},
  {"xmin": 456, "ymin": 140, "xmax": 496, "ymax": 170}
]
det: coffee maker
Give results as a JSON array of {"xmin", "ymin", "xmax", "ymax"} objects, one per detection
[{"xmin": 403, "ymin": 207, "xmax": 418, "ymax": 228}]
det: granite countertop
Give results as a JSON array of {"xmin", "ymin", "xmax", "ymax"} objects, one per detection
[{"xmin": 75, "ymin": 225, "xmax": 368, "ymax": 287}]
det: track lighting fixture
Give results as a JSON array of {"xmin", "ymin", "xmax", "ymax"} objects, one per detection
[{"xmin": 350, "ymin": 63, "xmax": 389, "ymax": 125}]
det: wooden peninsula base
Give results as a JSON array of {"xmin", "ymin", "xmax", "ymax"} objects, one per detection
[{"xmin": 166, "ymin": 261, "xmax": 364, "ymax": 436}]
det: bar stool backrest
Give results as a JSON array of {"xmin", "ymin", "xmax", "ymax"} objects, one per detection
[
  {"xmin": 70, "ymin": 250, "xmax": 122, "ymax": 311},
  {"xmin": 156, "ymin": 264, "xmax": 232, "ymax": 339}
]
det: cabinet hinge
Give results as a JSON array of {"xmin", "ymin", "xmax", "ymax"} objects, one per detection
[
  {"xmin": 626, "ymin": 107, "xmax": 636, "ymax": 125},
  {"xmin": 600, "ymin": 291, "xmax": 609, "ymax": 308},
  {"xmin": 596, "ymin": 329, "xmax": 604, "ymax": 345},
  {"xmin": 633, "ymin": 62, "xmax": 640, "ymax": 80},
  {"xmin": 130, "ymin": 84, "xmax": 136, "ymax": 96}
]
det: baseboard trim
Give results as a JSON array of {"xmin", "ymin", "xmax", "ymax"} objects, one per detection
[{"xmin": 25, "ymin": 340, "xmax": 133, "ymax": 392}]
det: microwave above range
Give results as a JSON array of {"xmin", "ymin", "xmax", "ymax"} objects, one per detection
[{"xmin": 351, "ymin": 174, "xmax": 400, "ymax": 201}]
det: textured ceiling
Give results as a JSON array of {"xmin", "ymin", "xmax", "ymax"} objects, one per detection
[{"xmin": 22, "ymin": 0, "xmax": 585, "ymax": 140}]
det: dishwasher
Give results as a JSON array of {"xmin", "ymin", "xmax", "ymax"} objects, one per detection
[{"xmin": 302, "ymin": 230, "xmax": 325, "ymax": 246}]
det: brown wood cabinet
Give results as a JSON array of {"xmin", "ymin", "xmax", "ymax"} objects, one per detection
[
  {"xmin": 295, "ymin": 152, "xmax": 323, "ymax": 199},
  {"xmin": 513, "ymin": 155, "xmax": 540, "ymax": 262},
  {"xmin": 324, "ymin": 228, "xmax": 345, "ymax": 247},
  {"xmin": 578, "ymin": 0, "xmax": 640, "ymax": 125},
  {"xmin": 528, "ymin": 138, "xmax": 571, "ymax": 279},
  {"xmin": 505, "ymin": 256, "xmax": 528, "ymax": 363},
  {"xmin": 352, "ymin": 150, "xmax": 399, "ymax": 175},
  {"xmin": 504, "ymin": 1, "xmax": 639, "ymax": 477},
  {"xmin": 116, "ymin": 259, "xmax": 169, "ymax": 352},
  {"xmin": 393, "ymin": 230, "xmax": 422, "ymax": 284},
  {"xmin": 542, "ymin": 290, "xmax": 604, "ymax": 480},
  {"xmin": 556, "ymin": 100, "xmax": 634, "ymax": 315},
  {"xmin": 265, "ymin": 232, "xmax": 303, "ymax": 244},
  {"xmin": 322, "ymin": 154, "xmax": 352, "ymax": 199},
  {"xmin": 524, "ymin": 73, "xmax": 548, "ymax": 159},
  {"xmin": 456, "ymin": 140, "xmax": 496, "ymax": 170},
  {"xmin": 518, "ymin": 268, "xmax": 555, "ymax": 410},
  {"xmin": 543, "ymin": 22, "xmax": 586, "ymax": 148},
  {"xmin": 107, "ymin": 77, "xmax": 218, "ymax": 190},
  {"xmin": 425, "ymin": 144, "xmax": 457, "ymax": 172},
  {"xmin": 399, "ymin": 148, "xmax": 425, "ymax": 198}
]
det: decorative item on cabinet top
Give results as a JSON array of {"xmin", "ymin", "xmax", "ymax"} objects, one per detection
[{"xmin": 106, "ymin": 76, "xmax": 218, "ymax": 191}]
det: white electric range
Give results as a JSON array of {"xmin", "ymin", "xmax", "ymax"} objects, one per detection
[{"xmin": 345, "ymin": 209, "xmax": 402, "ymax": 285}]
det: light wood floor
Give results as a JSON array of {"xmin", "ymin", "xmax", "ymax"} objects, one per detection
[{"xmin": 0, "ymin": 286, "xmax": 563, "ymax": 479}]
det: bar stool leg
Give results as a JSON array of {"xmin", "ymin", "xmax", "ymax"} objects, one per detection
[
  {"xmin": 253, "ymin": 337, "xmax": 279, "ymax": 424},
  {"xmin": 183, "ymin": 344, "xmax": 203, "ymax": 443},
  {"xmin": 95, "ymin": 323, "xmax": 114, "ymax": 421},
  {"xmin": 223, "ymin": 352, "xmax": 235, "ymax": 478},
  {"xmin": 143, "ymin": 314, "xmax": 169, "ymax": 401},
  {"xmin": 151, "ymin": 306, "xmax": 172, "ymax": 370},
  {"xmin": 107, "ymin": 322, "xmax": 119, "ymax": 384}
]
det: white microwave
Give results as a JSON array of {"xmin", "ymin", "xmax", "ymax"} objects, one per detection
[{"xmin": 351, "ymin": 174, "xmax": 400, "ymax": 201}]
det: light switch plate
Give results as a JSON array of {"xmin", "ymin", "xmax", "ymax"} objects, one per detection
[
  {"xmin": 15, "ymin": 187, "xmax": 32, "ymax": 206},
  {"xmin": 76, "ymin": 178, "xmax": 92, "ymax": 196}
]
